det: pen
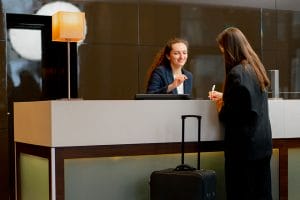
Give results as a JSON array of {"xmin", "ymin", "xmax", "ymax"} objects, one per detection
[
  {"xmin": 209, "ymin": 84, "xmax": 216, "ymax": 100},
  {"xmin": 211, "ymin": 84, "xmax": 215, "ymax": 92}
]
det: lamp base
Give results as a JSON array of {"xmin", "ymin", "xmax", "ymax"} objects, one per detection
[{"xmin": 57, "ymin": 98, "xmax": 84, "ymax": 101}]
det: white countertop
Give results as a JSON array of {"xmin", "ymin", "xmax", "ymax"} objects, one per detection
[{"xmin": 13, "ymin": 99, "xmax": 300, "ymax": 147}]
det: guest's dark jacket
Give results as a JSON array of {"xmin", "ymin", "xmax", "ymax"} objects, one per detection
[
  {"xmin": 146, "ymin": 65, "xmax": 193, "ymax": 94},
  {"xmin": 219, "ymin": 64, "xmax": 272, "ymax": 160}
]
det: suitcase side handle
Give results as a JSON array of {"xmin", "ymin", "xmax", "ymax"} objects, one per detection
[
  {"xmin": 174, "ymin": 164, "xmax": 196, "ymax": 171},
  {"xmin": 181, "ymin": 115, "xmax": 202, "ymax": 170}
]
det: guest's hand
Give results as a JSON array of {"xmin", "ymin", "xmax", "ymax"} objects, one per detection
[
  {"xmin": 208, "ymin": 91, "xmax": 223, "ymax": 101},
  {"xmin": 215, "ymin": 98, "xmax": 224, "ymax": 112},
  {"xmin": 208, "ymin": 91, "xmax": 223, "ymax": 112}
]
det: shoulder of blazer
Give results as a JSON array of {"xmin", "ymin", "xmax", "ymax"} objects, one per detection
[
  {"xmin": 155, "ymin": 65, "xmax": 172, "ymax": 75},
  {"xmin": 227, "ymin": 64, "xmax": 254, "ymax": 87},
  {"xmin": 153, "ymin": 65, "xmax": 174, "ymax": 84}
]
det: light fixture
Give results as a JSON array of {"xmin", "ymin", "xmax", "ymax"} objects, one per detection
[{"xmin": 52, "ymin": 11, "xmax": 85, "ymax": 99}]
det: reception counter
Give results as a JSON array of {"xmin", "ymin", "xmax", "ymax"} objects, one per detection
[
  {"xmin": 14, "ymin": 100, "xmax": 224, "ymax": 146},
  {"xmin": 13, "ymin": 99, "xmax": 300, "ymax": 200}
]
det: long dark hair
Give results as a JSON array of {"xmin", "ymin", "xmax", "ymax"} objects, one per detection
[
  {"xmin": 145, "ymin": 37, "xmax": 189, "ymax": 88},
  {"xmin": 216, "ymin": 27, "xmax": 270, "ymax": 91}
]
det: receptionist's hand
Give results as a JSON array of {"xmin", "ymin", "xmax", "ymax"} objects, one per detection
[{"xmin": 167, "ymin": 74, "xmax": 188, "ymax": 92}]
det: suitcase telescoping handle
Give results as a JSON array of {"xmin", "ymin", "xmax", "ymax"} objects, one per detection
[{"xmin": 181, "ymin": 115, "xmax": 202, "ymax": 170}]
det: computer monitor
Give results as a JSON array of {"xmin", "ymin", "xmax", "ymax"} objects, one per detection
[{"xmin": 135, "ymin": 93, "xmax": 192, "ymax": 100}]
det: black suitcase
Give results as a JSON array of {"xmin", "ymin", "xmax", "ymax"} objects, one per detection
[{"xmin": 150, "ymin": 115, "xmax": 217, "ymax": 200}]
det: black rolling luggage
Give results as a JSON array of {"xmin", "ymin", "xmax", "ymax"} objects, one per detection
[{"xmin": 150, "ymin": 115, "xmax": 216, "ymax": 200}]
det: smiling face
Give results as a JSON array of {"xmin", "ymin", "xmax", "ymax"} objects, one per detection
[{"xmin": 167, "ymin": 42, "xmax": 188, "ymax": 69}]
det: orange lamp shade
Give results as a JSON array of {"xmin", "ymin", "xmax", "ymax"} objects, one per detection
[{"xmin": 52, "ymin": 11, "xmax": 85, "ymax": 42}]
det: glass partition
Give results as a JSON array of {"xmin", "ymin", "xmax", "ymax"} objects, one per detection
[
  {"xmin": 75, "ymin": 0, "xmax": 300, "ymax": 99},
  {"xmin": 3, "ymin": 0, "xmax": 300, "ymax": 100},
  {"xmin": 20, "ymin": 153, "xmax": 49, "ymax": 200},
  {"xmin": 64, "ymin": 151, "xmax": 279, "ymax": 200}
]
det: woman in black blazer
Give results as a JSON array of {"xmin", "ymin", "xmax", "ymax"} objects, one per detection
[
  {"xmin": 210, "ymin": 27, "xmax": 273, "ymax": 200},
  {"xmin": 146, "ymin": 38, "xmax": 193, "ymax": 94}
]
